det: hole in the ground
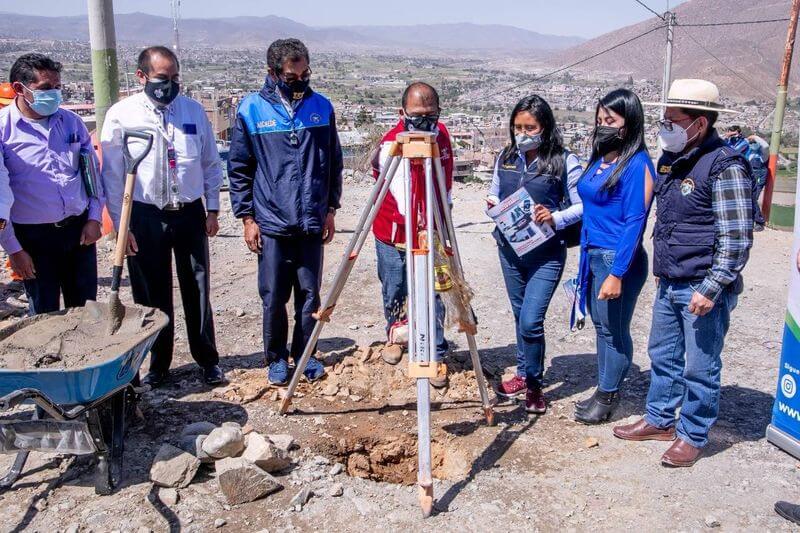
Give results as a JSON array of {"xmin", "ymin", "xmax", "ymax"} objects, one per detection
[{"xmin": 315, "ymin": 431, "xmax": 470, "ymax": 485}]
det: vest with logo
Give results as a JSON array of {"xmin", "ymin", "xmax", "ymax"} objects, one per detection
[
  {"xmin": 494, "ymin": 149, "xmax": 566, "ymax": 254},
  {"xmin": 653, "ymin": 132, "xmax": 750, "ymax": 281}
]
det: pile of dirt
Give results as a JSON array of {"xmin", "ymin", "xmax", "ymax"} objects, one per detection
[{"xmin": 0, "ymin": 301, "xmax": 167, "ymax": 370}]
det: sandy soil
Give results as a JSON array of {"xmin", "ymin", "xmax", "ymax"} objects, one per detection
[
  {"xmin": 0, "ymin": 303, "xmax": 166, "ymax": 370},
  {"xmin": 0, "ymin": 178, "xmax": 795, "ymax": 532}
]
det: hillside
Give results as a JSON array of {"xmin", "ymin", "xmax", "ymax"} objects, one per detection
[
  {"xmin": 551, "ymin": 0, "xmax": 797, "ymax": 100},
  {"xmin": 0, "ymin": 12, "xmax": 582, "ymax": 52}
]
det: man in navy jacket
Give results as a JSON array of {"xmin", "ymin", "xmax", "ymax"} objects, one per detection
[{"xmin": 228, "ymin": 38, "xmax": 343, "ymax": 385}]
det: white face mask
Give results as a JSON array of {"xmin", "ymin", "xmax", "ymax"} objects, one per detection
[{"xmin": 658, "ymin": 118, "xmax": 699, "ymax": 153}]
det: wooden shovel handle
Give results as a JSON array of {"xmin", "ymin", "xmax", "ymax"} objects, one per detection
[{"xmin": 112, "ymin": 172, "xmax": 136, "ymax": 268}]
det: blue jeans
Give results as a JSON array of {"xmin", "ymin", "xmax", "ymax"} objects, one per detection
[
  {"xmin": 498, "ymin": 242, "xmax": 566, "ymax": 389},
  {"xmin": 644, "ymin": 280, "xmax": 737, "ymax": 448},
  {"xmin": 587, "ymin": 246, "xmax": 648, "ymax": 393},
  {"xmin": 375, "ymin": 239, "xmax": 448, "ymax": 358}
]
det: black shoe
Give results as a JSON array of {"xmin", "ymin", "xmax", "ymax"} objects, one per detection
[
  {"xmin": 776, "ymin": 501, "xmax": 800, "ymax": 525},
  {"xmin": 142, "ymin": 370, "xmax": 170, "ymax": 388},
  {"xmin": 574, "ymin": 390, "xmax": 619, "ymax": 425},
  {"xmin": 203, "ymin": 364, "xmax": 225, "ymax": 385},
  {"xmin": 575, "ymin": 389, "xmax": 598, "ymax": 412}
]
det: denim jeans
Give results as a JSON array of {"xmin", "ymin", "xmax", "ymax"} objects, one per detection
[
  {"xmin": 498, "ymin": 242, "xmax": 566, "ymax": 389},
  {"xmin": 375, "ymin": 239, "xmax": 448, "ymax": 358},
  {"xmin": 644, "ymin": 280, "xmax": 738, "ymax": 448},
  {"xmin": 587, "ymin": 246, "xmax": 648, "ymax": 393}
]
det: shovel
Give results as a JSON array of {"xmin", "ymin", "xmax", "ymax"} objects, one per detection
[{"xmin": 108, "ymin": 129, "xmax": 154, "ymax": 335}]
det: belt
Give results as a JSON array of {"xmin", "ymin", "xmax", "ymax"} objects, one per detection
[{"xmin": 15, "ymin": 210, "xmax": 88, "ymax": 229}]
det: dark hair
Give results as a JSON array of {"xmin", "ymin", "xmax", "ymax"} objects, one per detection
[
  {"xmin": 684, "ymin": 108, "xmax": 719, "ymax": 129},
  {"xmin": 137, "ymin": 46, "xmax": 180, "ymax": 75},
  {"xmin": 502, "ymin": 94, "xmax": 565, "ymax": 179},
  {"xmin": 727, "ymin": 124, "xmax": 741, "ymax": 132},
  {"xmin": 401, "ymin": 82, "xmax": 440, "ymax": 110},
  {"xmin": 9, "ymin": 53, "xmax": 62, "ymax": 85},
  {"xmin": 587, "ymin": 88, "xmax": 647, "ymax": 190},
  {"xmin": 267, "ymin": 39, "xmax": 310, "ymax": 73}
]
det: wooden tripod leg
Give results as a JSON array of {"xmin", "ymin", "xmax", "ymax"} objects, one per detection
[{"xmin": 279, "ymin": 153, "xmax": 403, "ymax": 414}]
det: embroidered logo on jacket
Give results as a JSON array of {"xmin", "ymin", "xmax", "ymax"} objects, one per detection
[
  {"xmin": 680, "ymin": 177, "xmax": 695, "ymax": 196},
  {"xmin": 257, "ymin": 119, "xmax": 277, "ymax": 129}
]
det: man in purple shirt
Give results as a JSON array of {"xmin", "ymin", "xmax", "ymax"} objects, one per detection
[{"xmin": 0, "ymin": 53, "xmax": 103, "ymax": 314}]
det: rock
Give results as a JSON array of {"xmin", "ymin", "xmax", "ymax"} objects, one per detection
[
  {"xmin": 351, "ymin": 496, "xmax": 378, "ymax": 516},
  {"xmin": 242, "ymin": 433, "xmax": 291, "ymax": 472},
  {"xmin": 348, "ymin": 324, "xmax": 359, "ymax": 330},
  {"xmin": 327, "ymin": 483, "xmax": 344, "ymax": 497},
  {"xmin": 584, "ymin": 437, "xmax": 599, "ymax": 449},
  {"xmin": 289, "ymin": 487, "xmax": 313, "ymax": 509},
  {"xmin": 66, "ymin": 524, "xmax": 80, "ymax": 533},
  {"xmin": 222, "ymin": 421, "xmax": 242, "ymax": 430},
  {"xmin": 202, "ymin": 427, "xmax": 245, "ymax": 459},
  {"xmin": 241, "ymin": 423, "xmax": 254, "ymax": 435},
  {"xmin": 160, "ymin": 487, "xmax": 179, "ymax": 506},
  {"xmin": 329, "ymin": 463, "xmax": 344, "ymax": 476},
  {"xmin": 178, "ymin": 434, "xmax": 214, "ymax": 463},
  {"xmin": 321, "ymin": 383, "xmax": 339, "ymax": 396},
  {"xmin": 216, "ymin": 457, "xmax": 283, "ymax": 505},
  {"xmin": 234, "ymin": 307, "xmax": 246, "ymax": 317},
  {"xmin": 349, "ymin": 395, "xmax": 363, "ymax": 402},
  {"xmin": 150, "ymin": 443, "xmax": 201, "ymax": 488},
  {"xmin": 267, "ymin": 434, "xmax": 296, "ymax": 452},
  {"xmin": 180, "ymin": 421, "xmax": 217, "ymax": 437},
  {"xmin": 704, "ymin": 515, "xmax": 721, "ymax": 528},
  {"xmin": 214, "ymin": 518, "xmax": 227, "ymax": 528}
]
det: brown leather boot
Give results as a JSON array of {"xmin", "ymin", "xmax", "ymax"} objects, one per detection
[
  {"xmin": 661, "ymin": 438, "xmax": 702, "ymax": 467},
  {"xmin": 613, "ymin": 418, "xmax": 676, "ymax": 441}
]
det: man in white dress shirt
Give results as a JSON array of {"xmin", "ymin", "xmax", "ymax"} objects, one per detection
[{"xmin": 100, "ymin": 46, "xmax": 224, "ymax": 387}]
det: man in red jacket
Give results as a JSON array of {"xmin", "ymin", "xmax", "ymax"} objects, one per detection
[{"xmin": 370, "ymin": 82, "xmax": 454, "ymax": 387}]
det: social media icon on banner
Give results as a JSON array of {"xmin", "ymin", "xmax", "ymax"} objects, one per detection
[{"xmin": 782, "ymin": 374, "xmax": 797, "ymax": 399}]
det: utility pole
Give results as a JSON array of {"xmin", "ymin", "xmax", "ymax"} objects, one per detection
[
  {"xmin": 171, "ymin": 0, "xmax": 181, "ymax": 59},
  {"xmin": 660, "ymin": 11, "xmax": 676, "ymax": 119},
  {"xmin": 87, "ymin": 0, "xmax": 119, "ymax": 135},
  {"xmin": 763, "ymin": 0, "xmax": 800, "ymax": 223}
]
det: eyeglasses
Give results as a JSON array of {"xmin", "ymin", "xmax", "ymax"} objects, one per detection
[
  {"xmin": 656, "ymin": 117, "xmax": 694, "ymax": 132},
  {"xmin": 280, "ymin": 67, "xmax": 312, "ymax": 83},
  {"xmin": 513, "ymin": 124, "xmax": 539, "ymax": 134}
]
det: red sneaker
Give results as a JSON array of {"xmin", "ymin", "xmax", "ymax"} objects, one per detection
[
  {"xmin": 497, "ymin": 375, "xmax": 527, "ymax": 398},
  {"xmin": 525, "ymin": 388, "xmax": 547, "ymax": 414}
]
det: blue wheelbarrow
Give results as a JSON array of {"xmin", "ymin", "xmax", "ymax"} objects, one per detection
[
  {"xmin": 0, "ymin": 129, "xmax": 165, "ymax": 495},
  {"xmin": 0, "ymin": 304, "xmax": 168, "ymax": 495}
]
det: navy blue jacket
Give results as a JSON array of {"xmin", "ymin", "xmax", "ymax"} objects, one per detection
[
  {"xmin": 228, "ymin": 77, "xmax": 343, "ymax": 236},
  {"xmin": 653, "ymin": 132, "xmax": 749, "ymax": 281}
]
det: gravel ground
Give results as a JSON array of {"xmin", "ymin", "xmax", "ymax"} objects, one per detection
[{"xmin": 0, "ymin": 178, "xmax": 794, "ymax": 532}]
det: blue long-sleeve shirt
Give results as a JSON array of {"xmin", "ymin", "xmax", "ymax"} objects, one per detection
[{"xmin": 577, "ymin": 150, "xmax": 654, "ymax": 278}]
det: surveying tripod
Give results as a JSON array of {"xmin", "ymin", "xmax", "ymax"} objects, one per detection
[{"xmin": 278, "ymin": 131, "xmax": 495, "ymax": 517}]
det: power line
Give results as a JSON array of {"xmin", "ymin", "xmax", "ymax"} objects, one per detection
[
  {"xmin": 676, "ymin": 25, "xmax": 774, "ymax": 100},
  {"xmin": 676, "ymin": 17, "xmax": 790, "ymax": 28},
  {"xmin": 460, "ymin": 22, "xmax": 667, "ymax": 102},
  {"xmin": 633, "ymin": 0, "xmax": 666, "ymax": 21}
]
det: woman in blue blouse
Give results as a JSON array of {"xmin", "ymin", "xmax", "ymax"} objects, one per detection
[
  {"xmin": 488, "ymin": 95, "xmax": 583, "ymax": 414},
  {"xmin": 574, "ymin": 88, "xmax": 654, "ymax": 424}
]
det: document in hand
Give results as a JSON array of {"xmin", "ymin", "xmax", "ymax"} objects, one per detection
[{"xmin": 488, "ymin": 187, "xmax": 554, "ymax": 258}]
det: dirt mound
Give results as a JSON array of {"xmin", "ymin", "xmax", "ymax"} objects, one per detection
[{"xmin": 0, "ymin": 302, "xmax": 167, "ymax": 370}]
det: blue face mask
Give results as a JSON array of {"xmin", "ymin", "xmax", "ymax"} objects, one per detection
[{"xmin": 23, "ymin": 85, "xmax": 62, "ymax": 117}]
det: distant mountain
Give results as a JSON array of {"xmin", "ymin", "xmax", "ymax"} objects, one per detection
[
  {"xmin": 550, "ymin": 0, "xmax": 797, "ymax": 100},
  {"xmin": 0, "ymin": 12, "xmax": 583, "ymax": 52}
]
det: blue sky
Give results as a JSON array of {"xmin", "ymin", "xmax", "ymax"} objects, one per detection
[{"xmin": 5, "ymin": 0, "xmax": 689, "ymax": 38}]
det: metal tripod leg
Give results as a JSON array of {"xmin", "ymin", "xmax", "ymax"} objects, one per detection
[
  {"xmin": 409, "ymin": 157, "xmax": 434, "ymax": 518},
  {"xmin": 279, "ymin": 151, "xmax": 403, "ymax": 414},
  {"xmin": 431, "ymin": 156, "xmax": 495, "ymax": 426}
]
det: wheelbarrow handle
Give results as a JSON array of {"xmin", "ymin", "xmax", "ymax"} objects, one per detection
[{"xmin": 122, "ymin": 129, "xmax": 154, "ymax": 175}]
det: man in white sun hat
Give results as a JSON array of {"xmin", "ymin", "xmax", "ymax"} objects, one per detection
[{"xmin": 613, "ymin": 79, "xmax": 756, "ymax": 467}]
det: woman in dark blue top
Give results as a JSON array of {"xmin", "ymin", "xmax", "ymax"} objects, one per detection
[
  {"xmin": 488, "ymin": 95, "xmax": 583, "ymax": 414},
  {"xmin": 574, "ymin": 88, "xmax": 655, "ymax": 424}
]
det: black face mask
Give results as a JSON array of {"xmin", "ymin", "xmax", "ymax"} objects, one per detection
[
  {"xmin": 145, "ymin": 77, "xmax": 179, "ymax": 107},
  {"xmin": 277, "ymin": 78, "xmax": 309, "ymax": 101},
  {"xmin": 595, "ymin": 126, "xmax": 624, "ymax": 154},
  {"xmin": 403, "ymin": 112, "xmax": 439, "ymax": 133}
]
